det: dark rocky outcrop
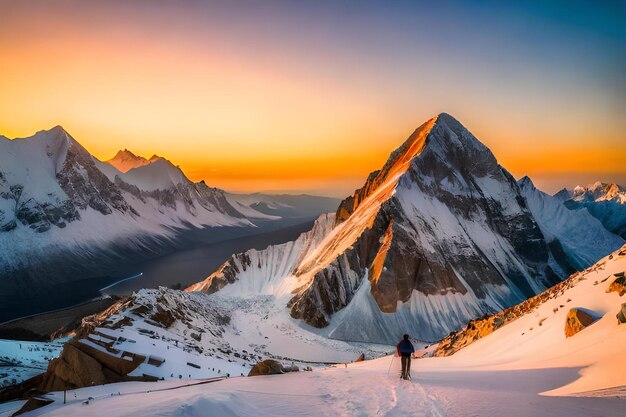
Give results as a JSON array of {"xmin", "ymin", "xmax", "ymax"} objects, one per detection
[{"xmin": 0, "ymin": 374, "xmax": 43, "ymax": 405}]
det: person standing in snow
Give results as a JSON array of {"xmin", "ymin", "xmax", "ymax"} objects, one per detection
[{"xmin": 396, "ymin": 334, "xmax": 415, "ymax": 380}]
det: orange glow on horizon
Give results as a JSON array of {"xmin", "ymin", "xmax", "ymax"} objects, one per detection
[{"xmin": 1, "ymin": 2, "xmax": 624, "ymax": 196}]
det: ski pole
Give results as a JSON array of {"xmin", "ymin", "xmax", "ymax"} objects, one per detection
[{"xmin": 386, "ymin": 354, "xmax": 395, "ymax": 376}]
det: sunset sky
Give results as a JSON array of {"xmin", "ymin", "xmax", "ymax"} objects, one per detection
[{"xmin": 1, "ymin": 0, "xmax": 624, "ymax": 196}]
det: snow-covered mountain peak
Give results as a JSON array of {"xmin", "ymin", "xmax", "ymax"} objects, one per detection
[
  {"xmin": 335, "ymin": 113, "xmax": 497, "ymax": 226},
  {"xmin": 563, "ymin": 182, "xmax": 626, "ymax": 239},
  {"xmin": 0, "ymin": 125, "xmax": 81, "ymax": 180},
  {"xmin": 517, "ymin": 175, "xmax": 534, "ymax": 189},
  {"xmin": 106, "ymin": 149, "xmax": 152, "ymax": 173},
  {"xmin": 121, "ymin": 157, "xmax": 189, "ymax": 191},
  {"xmin": 572, "ymin": 181, "xmax": 626, "ymax": 204},
  {"xmin": 553, "ymin": 187, "xmax": 573, "ymax": 202},
  {"xmin": 193, "ymin": 113, "xmax": 612, "ymax": 343},
  {"xmin": 335, "ymin": 115, "xmax": 437, "ymax": 223},
  {"xmin": 41, "ymin": 124, "xmax": 70, "ymax": 137}
]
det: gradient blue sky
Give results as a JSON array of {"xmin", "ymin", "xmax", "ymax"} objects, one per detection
[{"xmin": 1, "ymin": 0, "xmax": 624, "ymax": 195}]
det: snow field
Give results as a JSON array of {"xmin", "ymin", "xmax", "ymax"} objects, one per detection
[{"xmin": 0, "ymin": 339, "xmax": 68, "ymax": 388}]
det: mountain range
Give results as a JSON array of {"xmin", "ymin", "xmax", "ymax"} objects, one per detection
[
  {"xmin": 555, "ymin": 182, "xmax": 626, "ymax": 239},
  {"xmin": 0, "ymin": 126, "xmax": 339, "ymax": 321}
]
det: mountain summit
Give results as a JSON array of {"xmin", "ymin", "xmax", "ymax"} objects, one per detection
[
  {"xmin": 190, "ymin": 113, "xmax": 623, "ymax": 343},
  {"xmin": 106, "ymin": 149, "xmax": 152, "ymax": 172}
]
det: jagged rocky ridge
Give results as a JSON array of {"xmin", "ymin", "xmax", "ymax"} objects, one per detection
[{"xmin": 191, "ymin": 113, "xmax": 623, "ymax": 343}]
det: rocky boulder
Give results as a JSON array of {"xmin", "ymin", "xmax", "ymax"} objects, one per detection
[
  {"xmin": 565, "ymin": 308, "xmax": 599, "ymax": 338},
  {"xmin": 248, "ymin": 360, "xmax": 297, "ymax": 377},
  {"xmin": 39, "ymin": 339, "xmax": 146, "ymax": 392},
  {"xmin": 41, "ymin": 342, "xmax": 108, "ymax": 391}
]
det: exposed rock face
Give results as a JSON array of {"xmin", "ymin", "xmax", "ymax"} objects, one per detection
[
  {"xmin": 57, "ymin": 134, "xmax": 134, "ymax": 217},
  {"xmin": 193, "ymin": 113, "xmax": 600, "ymax": 343},
  {"xmin": 34, "ymin": 291, "xmax": 190, "ymax": 395},
  {"xmin": 565, "ymin": 308, "xmax": 598, "ymax": 338},
  {"xmin": 39, "ymin": 335, "xmax": 150, "ymax": 393},
  {"xmin": 607, "ymin": 273, "xmax": 626, "ymax": 296},
  {"xmin": 41, "ymin": 341, "xmax": 109, "ymax": 391},
  {"xmin": 36, "ymin": 299, "xmax": 147, "ymax": 391}
]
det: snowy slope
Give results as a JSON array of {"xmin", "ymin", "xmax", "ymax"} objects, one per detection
[
  {"xmin": 187, "ymin": 213, "xmax": 336, "ymax": 297},
  {"xmin": 429, "ymin": 244, "xmax": 626, "ymax": 396},
  {"xmin": 518, "ymin": 176, "xmax": 624, "ymax": 269},
  {"xmin": 193, "ymin": 113, "xmax": 598, "ymax": 343},
  {"xmin": 0, "ymin": 338, "xmax": 68, "ymax": 388},
  {"xmin": 20, "ymin": 357, "xmax": 625, "ymax": 417},
  {"xmin": 21, "ymin": 356, "xmax": 625, "ymax": 417}
]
